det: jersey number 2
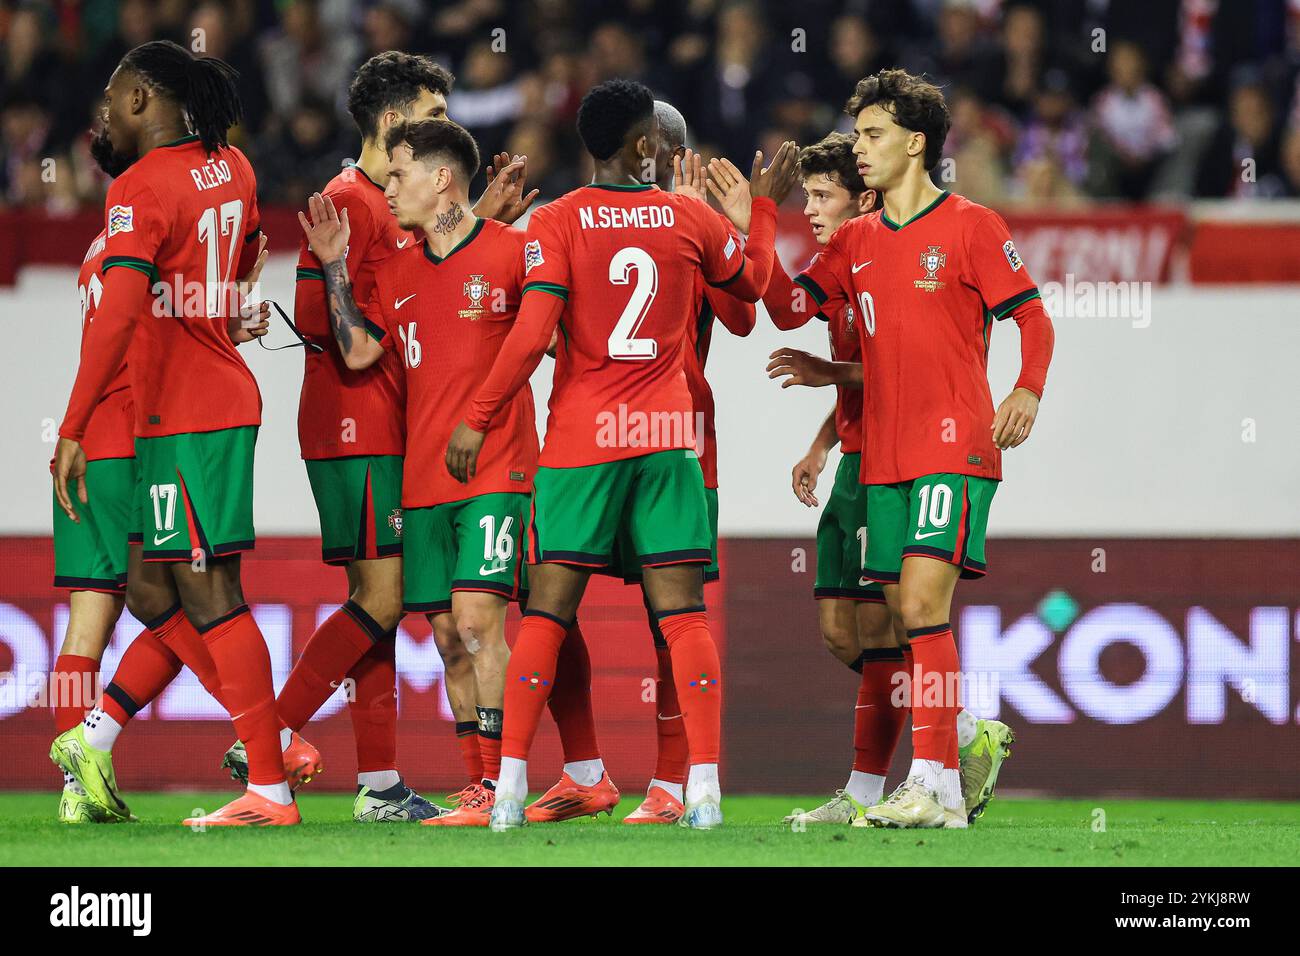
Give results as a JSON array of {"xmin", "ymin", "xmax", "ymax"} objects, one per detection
[{"xmin": 607, "ymin": 247, "xmax": 658, "ymax": 360}]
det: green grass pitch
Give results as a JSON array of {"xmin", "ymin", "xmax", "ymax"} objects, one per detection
[{"xmin": 1, "ymin": 793, "xmax": 1295, "ymax": 866}]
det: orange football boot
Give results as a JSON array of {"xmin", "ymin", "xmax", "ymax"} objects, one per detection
[
  {"xmin": 282, "ymin": 732, "xmax": 323, "ymax": 790},
  {"xmin": 182, "ymin": 791, "xmax": 301, "ymax": 827},
  {"xmin": 525, "ymin": 771, "xmax": 620, "ymax": 822},
  {"xmin": 421, "ymin": 784, "xmax": 494, "ymax": 826},
  {"xmin": 445, "ymin": 783, "xmax": 479, "ymax": 806},
  {"xmin": 622, "ymin": 785, "xmax": 685, "ymax": 825}
]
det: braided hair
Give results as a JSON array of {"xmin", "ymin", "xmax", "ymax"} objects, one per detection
[{"xmin": 120, "ymin": 40, "xmax": 242, "ymax": 153}]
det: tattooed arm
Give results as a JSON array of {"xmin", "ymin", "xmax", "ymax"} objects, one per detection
[{"xmin": 299, "ymin": 192, "xmax": 385, "ymax": 370}]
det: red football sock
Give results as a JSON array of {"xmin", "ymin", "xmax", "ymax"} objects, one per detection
[
  {"xmin": 501, "ymin": 611, "xmax": 569, "ymax": 760},
  {"xmin": 656, "ymin": 608, "xmax": 721, "ymax": 764},
  {"xmin": 200, "ymin": 605, "xmax": 285, "ymax": 786},
  {"xmin": 652, "ymin": 642, "xmax": 688, "ymax": 784},
  {"xmin": 456, "ymin": 721, "xmax": 484, "ymax": 785},
  {"xmin": 144, "ymin": 604, "xmax": 227, "ymax": 707},
  {"xmin": 853, "ymin": 648, "xmax": 909, "ymax": 776},
  {"xmin": 101, "ymin": 627, "xmax": 183, "ymax": 726},
  {"xmin": 907, "ymin": 625, "xmax": 960, "ymax": 764},
  {"xmin": 52, "ymin": 654, "xmax": 98, "ymax": 733},
  {"xmin": 348, "ymin": 634, "xmax": 397, "ymax": 773},
  {"xmin": 477, "ymin": 707, "xmax": 503, "ymax": 784},
  {"xmin": 277, "ymin": 601, "xmax": 379, "ymax": 732},
  {"xmin": 546, "ymin": 620, "xmax": 601, "ymax": 763}
]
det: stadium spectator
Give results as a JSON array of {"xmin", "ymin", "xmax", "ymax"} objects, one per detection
[
  {"xmin": 1089, "ymin": 40, "xmax": 1178, "ymax": 199},
  {"xmin": 1197, "ymin": 75, "xmax": 1289, "ymax": 197}
]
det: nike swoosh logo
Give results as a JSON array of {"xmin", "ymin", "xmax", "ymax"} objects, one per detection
[
  {"xmin": 479, "ymin": 564, "xmax": 508, "ymax": 576},
  {"xmin": 394, "ymin": 294, "xmax": 417, "ymax": 309},
  {"xmin": 858, "ymin": 576, "xmax": 874, "ymax": 586},
  {"xmin": 855, "ymin": 704, "xmax": 875, "ymax": 710},
  {"xmin": 153, "ymin": 531, "xmax": 179, "ymax": 545},
  {"xmin": 397, "ymin": 237, "xmax": 410, "ymax": 248},
  {"xmin": 852, "ymin": 260, "xmax": 873, "ymax": 273},
  {"xmin": 914, "ymin": 530, "xmax": 945, "ymax": 540},
  {"xmin": 912, "ymin": 725, "xmax": 931, "ymax": 732}
]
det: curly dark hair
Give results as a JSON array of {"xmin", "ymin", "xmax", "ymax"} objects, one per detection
[
  {"xmin": 798, "ymin": 132, "xmax": 865, "ymax": 196},
  {"xmin": 577, "ymin": 78, "xmax": 654, "ymax": 161},
  {"xmin": 120, "ymin": 40, "xmax": 241, "ymax": 153},
  {"xmin": 347, "ymin": 51, "xmax": 454, "ymax": 141},
  {"xmin": 845, "ymin": 69, "xmax": 950, "ymax": 171},
  {"xmin": 384, "ymin": 118, "xmax": 480, "ymax": 184}
]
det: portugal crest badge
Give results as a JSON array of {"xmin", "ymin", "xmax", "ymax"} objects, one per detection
[
  {"xmin": 460, "ymin": 274, "xmax": 490, "ymax": 318},
  {"xmin": 915, "ymin": 245, "xmax": 947, "ymax": 292}
]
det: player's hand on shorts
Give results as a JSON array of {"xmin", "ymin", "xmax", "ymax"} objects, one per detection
[
  {"xmin": 230, "ymin": 234, "xmax": 270, "ymax": 343},
  {"xmin": 478, "ymin": 154, "xmax": 539, "ymax": 224},
  {"xmin": 298, "ymin": 192, "xmax": 350, "ymax": 265},
  {"xmin": 791, "ymin": 448, "xmax": 828, "ymax": 508},
  {"xmin": 992, "ymin": 386, "xmax": 1039, "ymax": 449},
  {"xmin": 53, "ymin": 437, "xmax": 88, "ymax": 522},
  {"xmin": 749, "ymin": 141, "xmax": 800, "ymax": 204},
  {"xmin": 705, "ymin": 156, "xmax": 752, "ymax": 234},
  {"xmin": 446, "ymin": 421, "xmax": 486, "ymax": 484},
  {"xmin": 673, "ymin": 148, "xmax": 707, "ymax": 202},
  {"xmin": 766, "ymin": 348, "xmax": 837, "ymax": 388}
]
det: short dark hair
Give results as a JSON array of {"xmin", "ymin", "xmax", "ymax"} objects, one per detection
[
  {"xmin": 385, "ymin": 118, "xmax": 480, "ymax": 184},
  {"xmin": 577, "ymin": 79, "xmax": 654, "ymax": 161},
  {"xmin": 347, "ymin": 51, "xmax": 453, "ymax": 141},
  {"xmin": 798, "ymin": 132, "xmax": 865, "ymax": 196},
  {"xmin": 845, "ymin": 69, "xmax": 950, "ymax": 171}
]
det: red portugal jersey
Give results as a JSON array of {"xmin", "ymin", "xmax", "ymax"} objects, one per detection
[
  {"xmin": 797, "ymin": 191, "xmax": 1040, "ymax": 484},
  {"xmin": 367, "ymin": 219, "xmax": 538, "ymax": 508},
  {"xmin": 825, "ymin": 299, "xmax": 864, "ymax": 455},
  {"xmin": 98, "ymin": 136, "xmax": 263, "ymax": 437},
  {"xmin": 521, "ymin": 184, "xmax": 750, "ymax": 468},
  {"xmin": 295, "ymin": 164, "xmax": 408, "ymax": 459},
  {"xmin": 75, "ymin": 230, "xmax": 135, "ymax": 461}
]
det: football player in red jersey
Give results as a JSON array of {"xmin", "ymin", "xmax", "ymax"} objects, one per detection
[
  {"xmin": 48, "ymin": 128, "xmax": 260, "ymax": 823},
  {"xmin": 300, "ymin": 118, "xmax": 540, "ymax": 826},
  {"xmin": 254, "ymin": 53, "xmax": 537, "ymax": 822},
  {"xmin": 765, "ymin": 70, "xmax": 1053, "ymax": 828},
  {"xmin": 527, "ymin": 99, "xmax": 759, "ymax": 826},
  {"xmin": 446, "ymin": 79, "xmax": 796, "ymax": 830},
  {"xmin": 51, "ymin": 41, "xmax": 298, "ymax": 826}
]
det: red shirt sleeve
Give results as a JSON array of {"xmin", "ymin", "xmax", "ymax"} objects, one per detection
[
  {"xmin": 61, "ymin": 175, "xmax": 165, "ymax": 440},
  {"xmin": 704, "ymin": 216, "xmax": 756, "ymax": 336},
  {"xmin": 236, "ymin": 165, "xmax": 263, "ymax": 278},
  {"xmin": 698, "ymin": 196, "xmax": 777, "ymax": 301},
  {"xmin": 766, "ymin": 230, "xmax": 851, "ymax": 330},
  {"xmin": 965, "ymin": 211, "xmax": 1040, "ymax": 320}
]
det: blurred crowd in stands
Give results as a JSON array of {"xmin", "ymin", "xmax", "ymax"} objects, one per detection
[{"xmin": 4, "ymin": 0, "xmax": 1300, "ymax": 213}]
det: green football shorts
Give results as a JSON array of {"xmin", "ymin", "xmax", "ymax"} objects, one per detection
[
  {"xmin": 814, "ymin": 453, "xmax": 884, "ymax": 602},
  {"xmin": 53, "ymin": 456, "xmax": 136, "ymax": 593},
  {"xmin": 607, "ymin": 485, "xmax": 720, "ymax": 583},
  {"xmin": 530, "ymin": 450, "xmax": 710, "ymax": 570},
  {"xmin": 403, "ymin": 492, "xmax": 530, "ymax": 613},
  {"xmin": 134, "ymin": 426, "xmax": 257, "ymax": 562},
  {"xmin": 304, "ymin": 454, "xmax": 403, "ymax": 565},
  {"xmin": 863, "ymin": 473, "xmax": 998, "ymax": 582}
]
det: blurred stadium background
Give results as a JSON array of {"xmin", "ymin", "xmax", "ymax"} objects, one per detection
[{"xmin": 1, "ymin": 0, "xmax": 1298, "ymax": 800}]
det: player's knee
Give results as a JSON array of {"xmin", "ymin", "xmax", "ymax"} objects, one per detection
[
  {"xmin": 351, "ymin": 589, "xmax": 403, "ymax": 633},
  {"xmin": 125, "ymin": 584, "xmax": 174, "ymax": 628},
  {"xmin": 819, "ymin": 623, "xmax": 860, "ymax": 665},
  {"xmin": 899, "ymin": 593, "xmax": 944, "ymax": 632},
  {"xmin": 453, "ymin": 609, "xmax": 504, "ymax": 655}
]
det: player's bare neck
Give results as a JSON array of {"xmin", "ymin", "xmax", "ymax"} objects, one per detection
[
  {"xmin": 881, "ymin": 171, "xmax": 944, "ymax": 228},
  {"xmin": 591, "ymin": 159, "xmax": 646, "ymax": 188},
  {"xmin": 137, "ymin": 116, "xmax": 191, "ymax": 159},
  {"xmin": 354, "ymin": 141, "xmax": 390, "ymax": 188}
]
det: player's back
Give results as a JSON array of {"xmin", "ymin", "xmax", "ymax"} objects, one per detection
[
  {"xmin": 524, "ymin": 184, "xmax": 744, "ymax": 467},
  {"xmin": 106, "ymin": 136, "xmax": 262, "ymax": 438}
]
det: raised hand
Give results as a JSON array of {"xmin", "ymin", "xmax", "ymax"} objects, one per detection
[
  {"xmin": 705, "ymin": 156, "xmax": 753, "ymax": 234},
  {"xmin": 750, "ymin": 140, "xmax": 800, "ymax": 203},
  {"xmin": 476, "ymin": 155, "xmax": 540, "ymax": 224},
  {"xmin": 673, "ymin": 148, "xmax": 706, "ymax": 201},
  {"xmin": 298, "ymin": 192, "xmax": 350, "ymax": 265}
]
